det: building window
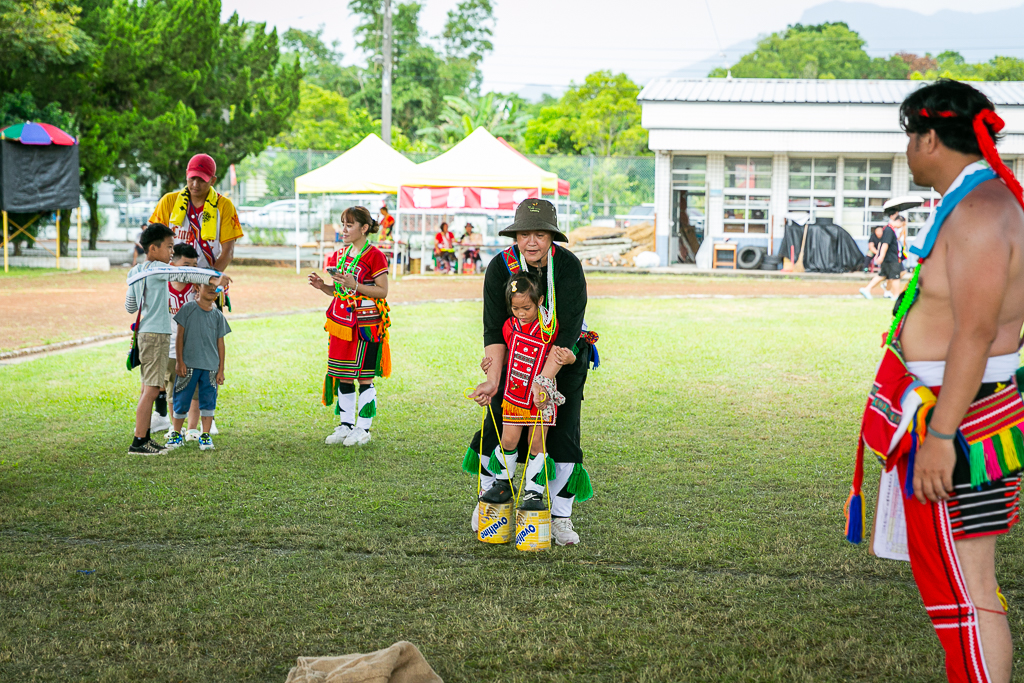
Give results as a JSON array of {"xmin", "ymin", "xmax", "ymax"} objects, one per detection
[
  {"xmin": 672, "ymin": 155, "xmax": 706, "ymax": 187},
  {"xmin": 842, "ymin": 158, "xmax": 893, "ymax": 237},
  {"xmin": 788, "ymin": 158, "xmax": 837, "ymax": 219},
  {"xmin": 906, "ymin": 177, "xmax": 940, "ymax": 238},
  {"xmin": 724, "ymin": 156, "xmax": 771, "ymax": 234}
]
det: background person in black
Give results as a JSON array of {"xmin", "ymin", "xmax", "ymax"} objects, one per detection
[
  {"xmin": 467, "ymin": 199, "xmax": 593, "ymax": 546},
  {"xmin": 859, "ymin": 220, "xmax": 904, "ymax": 300}
]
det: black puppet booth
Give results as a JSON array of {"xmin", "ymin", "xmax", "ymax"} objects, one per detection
[{"xmin": 1, "ymin": 122, "xmax": 81, "ymax": 270}]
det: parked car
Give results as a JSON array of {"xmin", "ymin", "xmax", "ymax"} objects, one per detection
[
  {"xmin": 620, "ymin": 204, "xmax": 655, "ymax": 228},
  {"xmin": 238, "ymin": 199, "xmax": 328, "ymax": 228}
]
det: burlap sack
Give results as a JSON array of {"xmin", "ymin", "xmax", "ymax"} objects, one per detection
[{"xmin": 284, "ymin": 641, "xmax": 442, "ymax": 683}]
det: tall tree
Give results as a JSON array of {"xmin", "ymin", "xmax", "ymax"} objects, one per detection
[
  {"xmin": 274, "ymin": 81, "xmax": 377, "ymax": 150},
  {"xmin": 416, "ymin": 92, "xmax": 526, "ymax": 150},
  {"xmin": 524, "ymin": 71, "xmax": 647, "ymax": 157},
  {"xmin": 709, "ymin": 23, "xmax": 908, "ymax": 79},
  {"xmin": 281, "ymin": 26, "xmax": 362, "ymax": 96}
]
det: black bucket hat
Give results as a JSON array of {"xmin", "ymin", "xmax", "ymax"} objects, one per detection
[{"xmin": 498, "ymin": 198, "xmax": 568, "ymax": 243}]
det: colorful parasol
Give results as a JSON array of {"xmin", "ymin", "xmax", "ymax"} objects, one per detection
[{"xmin": 0, "ymin": 122, "xmax": 77, "ymax": 146}]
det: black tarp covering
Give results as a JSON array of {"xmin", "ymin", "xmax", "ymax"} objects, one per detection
[
  {"xmin": 0, "ymin": 140, "xmax": 80, "ymax": 212},
  {"xmin": 778, "ymin": 217, "xmax": 864, "ymax": 273}
]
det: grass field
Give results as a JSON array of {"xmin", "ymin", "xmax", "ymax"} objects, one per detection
[{"xmin": 2, "ymin": 297, "xmax": 1023, "ymax": 682}]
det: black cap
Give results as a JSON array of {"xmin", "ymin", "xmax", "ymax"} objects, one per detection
[{"xmin": 498, "ymin": 198, "xmax": 568, "ymax": 243}]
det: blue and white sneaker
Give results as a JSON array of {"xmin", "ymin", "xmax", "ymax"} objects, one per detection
[
  {"xmin": 199, "ymin": 433, "xmax": 215, "ymax": 451},
  {"xmin": 164, "ymin": 431, "xmax": 184, "ymax": 450},
  {"xmin": 185, "ymin": 429, "xmax": 201, "ymax": 442}
]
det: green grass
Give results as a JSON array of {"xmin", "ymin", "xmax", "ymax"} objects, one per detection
[{"xmin": 3, "ymin": 298, "xmax": 1024, "ymax": 682}]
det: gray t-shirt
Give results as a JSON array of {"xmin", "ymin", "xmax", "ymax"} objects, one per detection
[{"xmin": 173, "ymin": 301, "xmax": 231, "ymax": 371}]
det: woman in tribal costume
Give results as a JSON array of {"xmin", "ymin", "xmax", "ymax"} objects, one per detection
[
  {"xmin": 467, "ymin": 199, "xmax": 597, "ymax": 546},
  {"xmin": 308, "ymin": 206, "xmax": 392, "ymax": 447}
]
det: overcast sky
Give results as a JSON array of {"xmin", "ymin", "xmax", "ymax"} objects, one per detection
[{"xmin": 222, "ymin": 0, "xmax": 1024, "ymax": 94}]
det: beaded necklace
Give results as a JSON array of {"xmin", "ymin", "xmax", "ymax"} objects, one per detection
[
  {"xmin": 335, "ymin": 240, "xmax": 371, "ymax": 298},
  {"xmin": 518, "ymin": 245, "xmax": 557, "ymax": 343}
]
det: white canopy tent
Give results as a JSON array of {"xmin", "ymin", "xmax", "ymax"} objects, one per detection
[
  {"xmin": 396, "ymin": 127, "xmax": 569, "ymax": 270},
  {"xmin": 292, "ymin": 133, "xmax": 418, "ymax": 272}
]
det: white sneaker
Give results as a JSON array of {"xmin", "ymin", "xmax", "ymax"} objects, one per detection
[
  {"xmin": 209, "ymin": 419, "xmax": 219, "ymax": 435},
  {"xmin": 471, "ymin": 505, "xmax": 479, "ymax": 533},
  {"xmin": 185, "ymin": 429, "xmax": 201, "ymax": 442},
  {"xmin": 551, "ymin": 517, "xmax": 580, "ymax": 546},
  {"xmin": 343, "ymin": 427, "xmax": 371, "ymax": 446},
  {"xmin": 883, "ymin": 289, "xmax": 895, "ymax": 300},
  {"xmin": 858, "ymin": 287, "xmax": 872, "ymax": 300},
  {"xmin": 325, "ymin": 424, "xmax": 353, "ymax": 445},
  {"xmin": 150, "ymin": 412, "xmax": 171, "ymax": 431}
]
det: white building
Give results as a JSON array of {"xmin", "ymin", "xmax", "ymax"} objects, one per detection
[{"xmin": 638, "ymin": 78, "xmax": 1024, "ymax": 267}]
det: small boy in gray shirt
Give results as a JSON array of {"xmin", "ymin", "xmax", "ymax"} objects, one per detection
[{"xmin": 167, "ymin": 282, "xmax": 232, "ymax": 451}]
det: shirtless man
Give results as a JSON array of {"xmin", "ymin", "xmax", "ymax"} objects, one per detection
[{"xmin": 855, "ymin": 80, "xmax": 1024, "ymax": 683}]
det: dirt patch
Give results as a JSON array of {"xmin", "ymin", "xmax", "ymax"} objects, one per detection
[{"xmin": 0, "ymin": 266, "xmax": 872, "ymax": 352}]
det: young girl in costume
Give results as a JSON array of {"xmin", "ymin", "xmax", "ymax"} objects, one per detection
[
  {"xmin": 486, "ymin": 272, "xmax": 575, "ymax": 510},
  {"xmin": 307, "ymin": 206, "xmax": 391, "ymax": 446}
]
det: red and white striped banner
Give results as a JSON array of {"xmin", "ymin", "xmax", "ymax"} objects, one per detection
[{"xmin": 398, "ymin": 186, "xmax": 539, "ymax": 211}]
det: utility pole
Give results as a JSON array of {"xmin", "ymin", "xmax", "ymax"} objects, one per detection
[{"xmin": 381, "ymin": 0, "xmax": 393, "ymax": 145}]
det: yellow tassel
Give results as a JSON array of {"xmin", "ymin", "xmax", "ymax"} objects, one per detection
[
  {"xmin": 501, "ymin": 400, "xmax": 532, "ymax": 417},
  {"xmin": 999, "ymin": 429, "xmax": 1020, "ymax": 471},
  {"xmin": 324, "ymin": 319, "xmax": 353, "ymax": 341}
]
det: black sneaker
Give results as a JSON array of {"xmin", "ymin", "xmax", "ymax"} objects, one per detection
[
  {"xmin": 129, "ymin": 439, "xmax": 166, "ymax": 455},
  {"xmin": 518, "ymin": 490, "xmax": 547, "ymax": 511},
  {"xmin": 479, "ymin": 479, "xmax": 514, "ymax": 504}
]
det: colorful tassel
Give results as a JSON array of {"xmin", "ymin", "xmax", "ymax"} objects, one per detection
[
  {"xmin": 501, "ymin": 400, "xmax": 532, "ymax": 418},
  {"xmin": 845, "ymin": 489, "xmax": 864, "ymax": 544},
  {"xmin": 904, "ymin": 430, "xmax": 918, "ymax": 500},
  {"xmin": 487, "ymin": 448, "xmax": 505, "ymax": 476},
  {"xmin": 993, "ymin": 432, "xmax": 1010, "ymax": 473},
  {"xmin": 567, "ymin": 463, "xmax": 594, "ymax": 502},
  {"xmin": 462, "ymin": 446, "xmax": 480, "ymax": 475},
  {"xmin": 969, "ymin": 441, "xmax": 988, "ymax": 488},
  {"xmin": 545, "ymin": 455, "xmax": 556, "ymax": 481},
  {"xmin": 1010, "ymin": 427, "xmax": 1024, "ymax": 470},
  {"xmin": 590, "ymin": 343, "xmax": 600, "ymax": 370},
  {"xmin": 358, "ymin": 399, "xmax": 377, "ymax": 419},
  {"xmin": 984, "ymin": 439, "xmax": 1003, "ymax": 482},
  {"xmin": 324, "ymin": 319, "xmax": 354, "ymax": 341}
]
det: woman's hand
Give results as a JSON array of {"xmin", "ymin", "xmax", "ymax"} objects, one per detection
[
  {"xmin": 480, "ymin": 356, "xmax": 492, "ymax": 373},
  {"xmin": 308, "ymin": 272, "xmax": 325, "ymax": 289},
  {"xmin": 468, "ymin": 379, "xmax": 498, "ymax": 406},
  {"xmin": 551, "ymin": 347, "xmax": 576, "ymax": 366},
  {"xmin": 336, "ymin": 272, "xmax": 358, "ymax": 290}
]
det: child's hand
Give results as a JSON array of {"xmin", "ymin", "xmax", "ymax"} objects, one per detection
[
  {"xmin": 552, "ymin": 347, "xmax": 576, "ymax": 366},
  {"xmin": 176, "ymin": 361, "xmax": 187, "ymax": 377},
  {"xmin": 210, "ymin": 274, "xmax": 232, "ymax": 288},
  {"xmin": 216, "ymin": 370, "xmax": 224, "ymax": 385},
  {"xmin": 480, "ymin": 356, "xmax": 492, "ymax": 373}
]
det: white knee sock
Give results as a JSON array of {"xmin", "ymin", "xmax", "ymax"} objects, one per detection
[
  {"xmin": 524, "ymin": 453, "xmax": 548, "ymax": 494},
  {"xmin": 491, "ymin": 445, "xmax": 518, "ymax": 481},
  {"xmin": 550, "ymin": 462, "xmax": 575, "ymax": 517},
  {"xmin": 337, "ymin": 385, "xmax": 356, "ymax": 426},
  {"xmin": 356, "ymin": 384, "xmax": 376, "ymax": 430}
]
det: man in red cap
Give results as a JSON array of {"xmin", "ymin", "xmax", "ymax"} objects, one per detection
[
  {"xmin": 149, "ymin": 153, "xmax": 244, "ymax": 272},
  {"xmin": 148, "ymin": 154, "xmax": 244, "ymax": 438}
]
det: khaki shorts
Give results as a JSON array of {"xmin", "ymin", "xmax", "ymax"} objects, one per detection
[{"xmin": 139, "ymin": 333, "xmax": 170, "ymax": 388}]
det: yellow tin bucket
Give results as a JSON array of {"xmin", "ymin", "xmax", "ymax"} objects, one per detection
[
  {"xmin": 478, "ymin": 501, "xmax": 513, "ymax": 544},
  {"xmin": 515, "ymin": 509, "xmax": 551, "ymax": 552}
]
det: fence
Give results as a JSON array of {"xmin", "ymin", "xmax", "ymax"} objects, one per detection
[{"xmin": 68, "ymin": 149, "xmax": 655, "ymax": 246}]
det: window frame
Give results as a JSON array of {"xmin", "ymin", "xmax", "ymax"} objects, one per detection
[{"xmin": 723, "ymin": 156, "xmax": 772, "ymax": 235}]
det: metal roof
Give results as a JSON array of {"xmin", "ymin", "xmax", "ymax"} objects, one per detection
[{"xmin": 638, "ymin": 78, "xmax": 1024, "ymax": 106}]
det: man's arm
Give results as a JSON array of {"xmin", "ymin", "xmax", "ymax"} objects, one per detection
[
  {"xmin": 876, "ymin": 243, "xmax": 889, "ymax": 263},
  {"xmin": 912, "ymin": 197, "xmax": 1011, "ymax": 503},
  {"xmin": 213, "ymin": 240, "xmax": 235, "ymax": 271}
]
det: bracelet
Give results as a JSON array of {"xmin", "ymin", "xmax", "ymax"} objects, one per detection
[{"xmin": 927, "ymin": 425, "xmax": 957, "ymax": 441}]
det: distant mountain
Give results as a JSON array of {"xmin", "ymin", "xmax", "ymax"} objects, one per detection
[
  {"xmin": 665, "ymin": 1, "xmax": 1024, "ymax": 80},
  {"xmin": 801, "ymin": 1, "xmax": 1024, "ymax": 62}
]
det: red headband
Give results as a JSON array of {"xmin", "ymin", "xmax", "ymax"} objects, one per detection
[{"xmin": 918, "ymin": 108, "xmax": 1024, "ymax": 209}]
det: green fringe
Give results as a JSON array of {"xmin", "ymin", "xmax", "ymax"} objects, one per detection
[
  {"xmin": 545, "ymin": 456, "xmax": 556, "ymax": 481},
  {"xmin": 969, "ymin": 441, "xmax": 988, "ymax": 488},
  {"xmin": 1013, "ymin": 428, "xmax": 1024, "ymax": 466},
  {"xmin": 567, "ymin": 463, "xmax": 594, "ymax": 502},
  {"xmin": 359, "ymin": 399, "xmax": 377, "ymax": 418},
  {"xmin": 487, "ymin": 448, "xmax": 505, "ymax": 476},
  {"xmin": 993, "ymin": 434, "xmax": 1009, "ymax": 473},
  {"xmin": 462, "ymin": 446, "xmax": 480, "ymax": 475}
]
